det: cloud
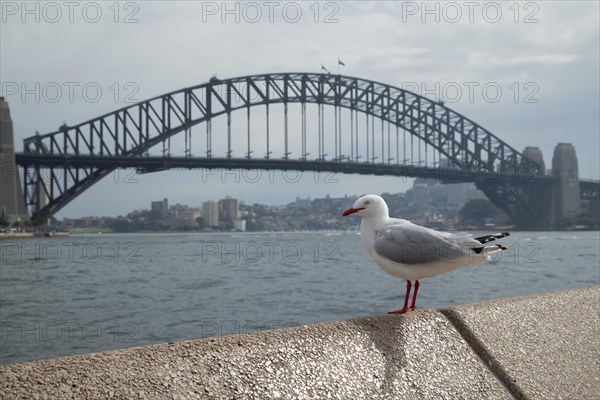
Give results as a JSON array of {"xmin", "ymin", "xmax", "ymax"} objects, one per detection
[{"xmin": 468, "ymin": 52, "xmax": 577, "ymax": 67}]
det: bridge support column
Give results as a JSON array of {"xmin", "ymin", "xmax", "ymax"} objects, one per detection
[
  {"xmin": 0, "ymin": 97, "xmax": 29, "ymax": 225},
  {"xmin": 518, "ymin": 146, "xmax": 553, "ymax": 228},
  {"xmin": 550, "ymin": 143, "xmax": 581, "ymax": 227}
]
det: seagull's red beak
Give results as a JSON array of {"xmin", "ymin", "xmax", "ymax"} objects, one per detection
[{"xmin": 342, "ymin": 207, "xmax": 364, "ymax": 217}]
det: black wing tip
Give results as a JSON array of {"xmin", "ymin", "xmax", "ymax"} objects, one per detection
[
  {"xmin": 493, "ymin": 232, "xmax": 510, "ymax": 238},
  {"xmin": 473, "ymin": 244, "xmax": 507, "ymax": 254},
  {"xmin": 474, "ymin": 232, "xmax": 511, "ymax": 244}
]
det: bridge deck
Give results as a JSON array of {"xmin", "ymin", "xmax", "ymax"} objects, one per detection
[{"xmin": 15, "ymin": 153, "xmax": 556, "ymax": 185}]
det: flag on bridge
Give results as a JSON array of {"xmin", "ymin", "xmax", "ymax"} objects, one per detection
[
  {"xmin": 338, "ymin": 59, "xmax": 345, "ymax": 66},
  {"xmin": 321, "ymin": 65, "xmax": 329, "ymax": 73}
]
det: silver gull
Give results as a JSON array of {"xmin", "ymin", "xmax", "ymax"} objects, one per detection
[{"xmin": 342, "ymin": 194, "xmax": 509, "ymax": 314}]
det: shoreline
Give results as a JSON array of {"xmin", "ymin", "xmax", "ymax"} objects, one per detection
[
  {"xmin": 0, "ymin": 232, "xmax": 69, "ymax": 240},
  {"xmin": 1, "ymin": 227, "xmax": 598, "ymax": 239}
]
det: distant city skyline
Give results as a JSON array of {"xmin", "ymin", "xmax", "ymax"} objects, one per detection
[
  {"xmin": 61, "ymin": 178, "xmax": 487, "ymax": 220},
  {"xmin": 57, "ymin": 183, "xmax": 506, "ymax": 232}
]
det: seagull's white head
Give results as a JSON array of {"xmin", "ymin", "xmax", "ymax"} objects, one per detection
[{"xmin": 342, "ymin": 194, "xmax": 389, "ymax": 219}]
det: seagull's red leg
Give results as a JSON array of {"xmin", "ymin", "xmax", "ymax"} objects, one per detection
[
  {"xmin": 388, "ymin": 280, "xmax": 411, "ymax": 314},
  {"xmin": 409, "ymin": 280, "xmax": 420, "ymax": 311}
]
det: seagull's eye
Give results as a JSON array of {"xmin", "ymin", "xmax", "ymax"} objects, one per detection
[{"xmin": 364, "ymin": 201, "xmax": 370, "ymax": 205}]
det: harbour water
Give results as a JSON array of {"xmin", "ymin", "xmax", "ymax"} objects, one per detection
[{"xmin": 1, "ymin": 230, "xmax": 598, "ymax": 365}]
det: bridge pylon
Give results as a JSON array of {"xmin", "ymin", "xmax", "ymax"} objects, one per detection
[
  {"xmin": 518, "ymin": 146, "xmax": 553, "ymax": 229},
  {"xmin": 495, "ymin": 144, "xmax": 582, "ymax": 229},
  {"xmin": 0, "ymin": 97, "xmax": 29, "ymax": 225},
  {"xmin": 550, "ymin": 143, "xmax": 581, "ymax": 226}
]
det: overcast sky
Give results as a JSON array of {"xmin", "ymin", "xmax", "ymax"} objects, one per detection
[{"xmin": 1, "ymin": 1, "xmax": 598, "ymax": 218}]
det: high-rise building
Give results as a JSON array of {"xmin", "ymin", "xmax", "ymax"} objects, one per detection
[
  {"xmin": 151, "ymin": 198, "xmax": 168, "ymax": 218},
  {"xmin": 203, "ymin": 201, "xmax": 220, "ymax": 227},
  {"xmin": 218, "ymin": 196, "xmax": 239, "ymax": 221}
]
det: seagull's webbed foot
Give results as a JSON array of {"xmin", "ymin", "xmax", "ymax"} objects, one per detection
[
  {"xmin": 388, "ymin": 308, "xmax": 409, "ymax": 314},
  {"xmin": 388, "ymin": 280, "xmax": 420, "ymax": 315}
]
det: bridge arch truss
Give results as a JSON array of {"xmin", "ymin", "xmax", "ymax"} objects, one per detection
[{"xmin": 18, "ymin": 73, "xmax": 544, "ymax": 224}]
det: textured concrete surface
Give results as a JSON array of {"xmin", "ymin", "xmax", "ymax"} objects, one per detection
[
  {"xmin": 1, "ymin": 311, "xmax": 508, "ymax": 399},
  {"xmin": 1, "ymin": 286, "xmax": 598, "ymax": 400},
  {"xmin": 443, "ymin": 286, "xmax": 600, "ymax": 400}
]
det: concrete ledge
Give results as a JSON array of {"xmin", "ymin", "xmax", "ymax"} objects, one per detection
[
  {"xmin": 1, "ymin": 286, "xmax": 598, "ymax": 399},
  {"xmin": 442, "ymin": 286, "xmax": 600, "ymax": 400}
]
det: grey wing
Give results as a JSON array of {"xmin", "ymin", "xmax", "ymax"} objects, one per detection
[
  {"xmin": 373, "ymin": 223, "xmax": 468, "ymax": 264},
  {"xmin": 445, "ymin": 231, "xmax": 483, "ymax": 248}
]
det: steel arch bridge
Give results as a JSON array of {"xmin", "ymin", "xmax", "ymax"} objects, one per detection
[{"xmin": 16, "ymin": 72, "xmax": 551, "ymax": 226}]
